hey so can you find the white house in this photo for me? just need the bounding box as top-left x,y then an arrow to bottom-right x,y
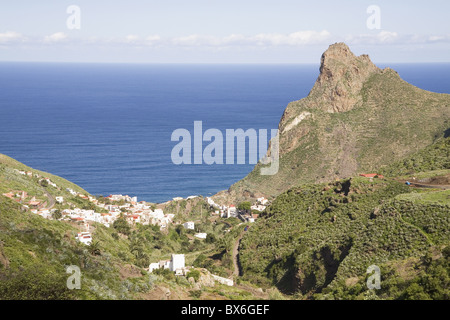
149,263 -> 159,273
151,209 -> 165,220
194,233 -> 207,239
76,232 -> 92,245
257,197 -> 269,205
170,254 -> 185,272
224,205 -> 237,218
159,260 -> 171,270
251,205 -> 266,212
183,221 -> 195,230
56,196 -> 64,204
149,254 -> 186,275
66,188 -> 77,196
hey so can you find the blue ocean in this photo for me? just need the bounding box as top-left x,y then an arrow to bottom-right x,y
1,62 -> 449,203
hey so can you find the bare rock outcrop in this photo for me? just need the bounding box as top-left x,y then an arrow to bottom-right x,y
308,42 -> 380,113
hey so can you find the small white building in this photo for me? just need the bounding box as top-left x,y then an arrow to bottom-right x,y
159,260 -> 171,270
152,209 -> 165,220
149,254 -> 186,275
251,205 -> 266,212
257,197 -> 269,205
194,233 -> 207,239
170,254 -> 185,272
149,263 -> 159,273
183,221 -> 195,230
55,196 -> 64,204
223,205 -> 237,218
76,232 -> 92,245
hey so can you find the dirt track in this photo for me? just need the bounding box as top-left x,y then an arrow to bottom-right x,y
232,230 -> 245,277
399,180 -> 450,190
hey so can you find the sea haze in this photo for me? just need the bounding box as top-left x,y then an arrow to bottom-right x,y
0,62 -> 449,203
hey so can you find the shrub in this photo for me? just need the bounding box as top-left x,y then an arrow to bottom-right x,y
186,270 -> 201,282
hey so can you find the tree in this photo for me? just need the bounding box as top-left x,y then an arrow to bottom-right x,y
83,201 -> 96,211
52,209 -> 62,220
88,240 -> 101,256
113,215 -> 131,235
186,270 -> 201,282
193,254 -> 207,268
175,224 -> 185,236
238,202 -> 251,212
205,233 -> 216,244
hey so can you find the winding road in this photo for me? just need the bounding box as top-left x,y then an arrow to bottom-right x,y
396,178 -> 450,190
42,188 -> 56,210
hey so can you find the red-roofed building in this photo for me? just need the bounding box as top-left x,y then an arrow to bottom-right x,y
28,201 -> 41,208
2,192 -> 14,199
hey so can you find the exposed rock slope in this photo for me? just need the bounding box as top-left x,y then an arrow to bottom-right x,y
215,43 -> 450,203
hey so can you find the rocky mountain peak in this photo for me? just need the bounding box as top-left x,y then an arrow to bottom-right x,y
309,42 -> 381,113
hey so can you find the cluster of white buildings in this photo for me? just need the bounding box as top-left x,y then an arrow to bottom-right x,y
108,194 -> 138,203
66,188 -> 78,196
250,197 -> 268,212
14,169 -> 34,177
14,169 -> 58,189
61,197 -> 177,230
62,208 -> 115,227
172,195 -> 198,202
207,198 -> 238,219
207,196 -> 268,222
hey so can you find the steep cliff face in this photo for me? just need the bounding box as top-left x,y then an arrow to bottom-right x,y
309,42 -> 380,113
214,43 -> 450,203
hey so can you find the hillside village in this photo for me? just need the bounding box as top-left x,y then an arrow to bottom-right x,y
1,167 -> 265,249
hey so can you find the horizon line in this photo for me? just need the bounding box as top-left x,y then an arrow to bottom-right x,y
1,60 -> 450,65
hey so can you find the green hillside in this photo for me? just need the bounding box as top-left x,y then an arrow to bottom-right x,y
0,155 -> 267,300
235,137 -> 449,299
237,175 -> 449,299
0,154 -> 89,196
381,137 -> 450,177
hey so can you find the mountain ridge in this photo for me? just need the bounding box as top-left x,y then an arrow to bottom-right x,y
214,43 -> 450,204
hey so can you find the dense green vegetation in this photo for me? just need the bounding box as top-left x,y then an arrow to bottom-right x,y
238,176 -> 449,299
381,137 -> 450,177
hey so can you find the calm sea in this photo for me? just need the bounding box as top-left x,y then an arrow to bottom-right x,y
0,62 -> 449,203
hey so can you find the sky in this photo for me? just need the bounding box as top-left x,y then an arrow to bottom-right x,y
0,0 -> 449,63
